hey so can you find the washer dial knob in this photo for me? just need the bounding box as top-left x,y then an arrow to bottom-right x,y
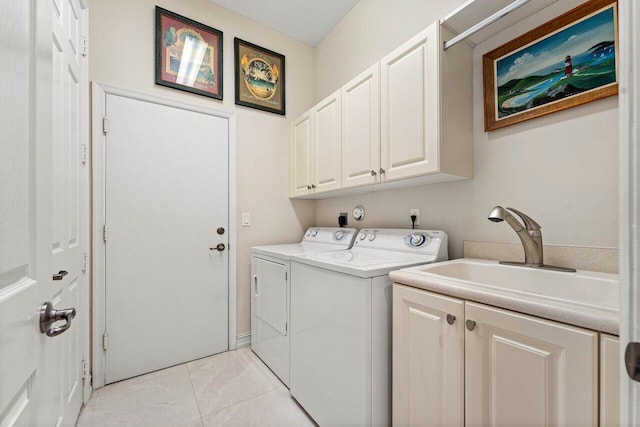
334,231 -> 345,241
305,229 -> 312,237
368,231 -> 377,241
408,233 -> 426,247
311,229 -> 319,237
359,232 -> 367,240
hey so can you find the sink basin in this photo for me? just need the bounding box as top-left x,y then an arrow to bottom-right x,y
407,259 -> 619,311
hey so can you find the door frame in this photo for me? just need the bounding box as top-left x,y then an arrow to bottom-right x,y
90,82 -> 238,389
619,0 -> 640,423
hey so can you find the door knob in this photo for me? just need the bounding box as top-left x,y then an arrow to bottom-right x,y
52,270 -> 68,280
39,302 -> 76,337
210,243 -> 225,251
625,342 -> 640,382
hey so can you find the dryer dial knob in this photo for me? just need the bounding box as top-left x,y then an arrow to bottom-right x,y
368,232 -> 377,241
334,231 -> 345,241
312,229 -> 319,237
408,233 -> 426,247
359,232 -> 367,240
305,229 -> 312,237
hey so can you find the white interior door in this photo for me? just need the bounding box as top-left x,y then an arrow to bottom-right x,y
104,94 -> 229,384
50,0 -> 89,423
1,0 -> 58,425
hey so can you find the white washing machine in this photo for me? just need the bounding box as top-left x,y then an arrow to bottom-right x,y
289,228 -> 448,426
250,227 -> 357,387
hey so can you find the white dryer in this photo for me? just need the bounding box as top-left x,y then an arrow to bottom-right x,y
289,228 -> 448,426
250,227 -> 357,387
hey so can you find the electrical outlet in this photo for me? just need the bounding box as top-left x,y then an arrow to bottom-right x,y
410,208 -> 420,226
339,212 -> 348,226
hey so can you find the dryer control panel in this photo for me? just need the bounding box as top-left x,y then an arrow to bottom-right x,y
302,227 -> 358,247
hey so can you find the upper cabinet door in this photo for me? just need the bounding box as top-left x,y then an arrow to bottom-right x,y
380,23 -> 439,182
341,64 -> 380,188
313,90 -> 342,193
289,110 -> 313,197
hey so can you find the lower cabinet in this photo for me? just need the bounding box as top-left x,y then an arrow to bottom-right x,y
393,284 -> 610,427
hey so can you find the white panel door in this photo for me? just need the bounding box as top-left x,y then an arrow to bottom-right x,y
465,302 -> 598,427
392,285 -> 464,427
50,0 -> 88,423
313,90 -> 342,193
342,64 -> 380,188
0,0 -> 56,425
290,111 -> 313,196
380,23 -> 439,182
104,94 -> 229,384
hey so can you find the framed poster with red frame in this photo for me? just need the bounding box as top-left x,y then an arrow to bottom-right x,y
155,7 -> 223,100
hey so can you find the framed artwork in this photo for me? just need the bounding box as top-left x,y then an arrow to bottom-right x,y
234,38 -> 285,115
155,7 -> 223,100
483,0 -> 618,131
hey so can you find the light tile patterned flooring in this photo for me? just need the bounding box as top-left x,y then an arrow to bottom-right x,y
77,347 -> 316,426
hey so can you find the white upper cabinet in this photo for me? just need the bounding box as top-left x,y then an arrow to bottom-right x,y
289,21 -> 473,198
380,24 -> 439,181
380,22 -> 472,183
289,110 -> 313,197
313,90 -> 342,193
342,63 -> 380,188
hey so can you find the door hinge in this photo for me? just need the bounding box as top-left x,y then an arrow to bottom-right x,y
82,251 -> 88,273
81,144 -> 89,165
103,224 -> 108,242
81,36 -> 89,57
103,333 -> 109,350
102,117 -> 109,134
82,359 -> 89,379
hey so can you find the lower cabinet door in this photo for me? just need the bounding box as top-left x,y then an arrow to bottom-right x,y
464,302 -> 598,427
392,284 -> 464,426
600,334 -> 620,427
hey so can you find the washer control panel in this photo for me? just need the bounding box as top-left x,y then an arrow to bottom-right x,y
354,229 -> 448,259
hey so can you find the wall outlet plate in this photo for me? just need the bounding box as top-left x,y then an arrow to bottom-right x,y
410,208 -> 420,226
339,212 -> 348,226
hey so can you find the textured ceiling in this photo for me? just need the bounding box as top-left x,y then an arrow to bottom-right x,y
208,0 -> 360,46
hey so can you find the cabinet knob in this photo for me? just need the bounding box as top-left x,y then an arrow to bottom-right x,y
379,168 -> 386,175
465,319 -> 476,331
370,170 -> 377,176
446,314 -> 456,325
311,184 -> 316,189
307,185 -> 312,190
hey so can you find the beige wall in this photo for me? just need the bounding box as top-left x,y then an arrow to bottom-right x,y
89,0 -> 316,335
314,0 -> 618,260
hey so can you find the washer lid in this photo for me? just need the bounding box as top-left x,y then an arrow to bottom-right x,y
292,247 -> 438,278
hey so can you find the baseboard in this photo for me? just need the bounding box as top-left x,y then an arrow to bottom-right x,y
236,332 -> 251,348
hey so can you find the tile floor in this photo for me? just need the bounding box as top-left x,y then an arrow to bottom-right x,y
77,347 -> 316,426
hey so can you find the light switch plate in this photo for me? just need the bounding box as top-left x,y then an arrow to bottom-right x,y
242,212 -> 251,226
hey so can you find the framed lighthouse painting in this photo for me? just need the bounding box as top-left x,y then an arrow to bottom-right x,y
483,0 -> 618,131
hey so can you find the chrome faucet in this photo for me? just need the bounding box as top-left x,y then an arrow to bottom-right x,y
487,206 -> 576,272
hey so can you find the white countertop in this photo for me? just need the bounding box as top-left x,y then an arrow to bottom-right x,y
389,258 -> 620,335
